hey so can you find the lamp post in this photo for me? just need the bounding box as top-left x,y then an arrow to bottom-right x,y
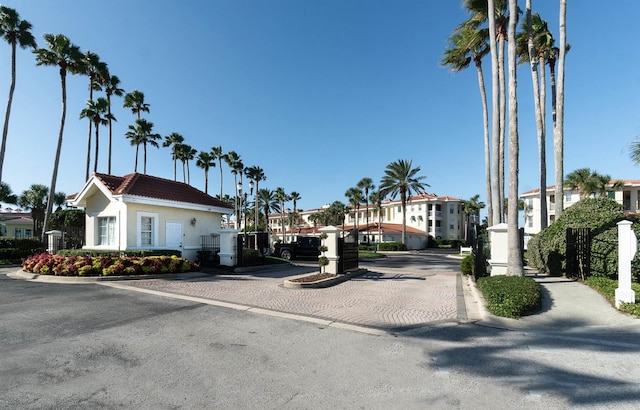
236,182 -> 242,231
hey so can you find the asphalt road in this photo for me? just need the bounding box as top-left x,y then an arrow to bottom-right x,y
2,257 -> 640,409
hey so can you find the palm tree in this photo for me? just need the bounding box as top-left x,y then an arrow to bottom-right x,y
246,165 -> 266,231
179,144 -> 197,184
211,146 -> 225,200
79,98 -> 114,175
34,33 -> 84,239
81,51 -> 108,180
103,73 -> 124,174
463,0 -> 511,225
506,0 -> 523,276
442,23 -> 492,226
196,151 -> 215,194
564,168 -> 622,199
379,159 -> 428,245
345,186 -> 363,233
225,151 -> 242,227
369,190 -> 385,245
258,188 -> 279,232
162,132 -> 184,181
554,0 -> 567,219
462,194 -> 485,243
0,6 -> 36,185
0,181 -> 17,204
357,177 -> 375,238
328,201 -> 347,228
123,89 -> 149,120
125,118 -> 161,174
289,191 -> 301,227
274,187 -> 290,242
18,183 -> 49,239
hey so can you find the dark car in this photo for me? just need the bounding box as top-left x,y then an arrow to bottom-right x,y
274,236 -> 321,260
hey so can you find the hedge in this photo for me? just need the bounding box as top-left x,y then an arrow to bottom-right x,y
477,275 -> 541,318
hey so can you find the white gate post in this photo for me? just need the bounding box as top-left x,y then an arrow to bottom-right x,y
616,220 -> 636,308
487,223 -> 508,276
319,225 -> 341,274
219,228 -> 239,267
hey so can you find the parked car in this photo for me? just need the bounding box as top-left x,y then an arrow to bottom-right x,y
274,236 -> 321,260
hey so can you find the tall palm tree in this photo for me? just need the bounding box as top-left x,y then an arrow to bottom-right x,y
196,151 -> 215,194
369,190 -> 385,244
179,144 -> 197,184
18,183 -> 49,239
564,168 -> 622,199
246,165 -> 266,231
554,0 -> 567,219
328,200 -> 348,228
345,186 -> 363,233
516,10 -> 553,231
103,73 -> 124,174
274,187 -> 290,242
211,146 -> 225,199
123,89 -> 149,120
289,191 -> 301,227
258,188 -> 279,233
81,51 -> 108,180
163,133 -> 184,181
357,177 -> 375,237
0,6 -> 36,185
79,97 -> 114,174
34,33 -> 84,239
379,159 -> 428,245
125,118 -> 160,174
462,194 -> 485,243
442,23 -> 492,226
225,151 -> 242,227
506,0 -> 523,276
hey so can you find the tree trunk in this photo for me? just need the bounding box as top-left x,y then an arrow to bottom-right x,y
107,96 -> 113,174
554,0 -> 567,220
539,55 -> 548,229
488,0 -> 501,226
43,69 -> 67,241
498,37 -> 506,223
507,0 -> 524,276
93,120 -> 99,173
0,42 -> 17,185
475,60 -> 492,227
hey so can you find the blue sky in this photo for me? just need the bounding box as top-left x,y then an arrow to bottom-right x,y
1,0 -> 639,214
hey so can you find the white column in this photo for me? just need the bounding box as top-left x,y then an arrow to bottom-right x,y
615,220 -> 637,308
631,189 -> 639,212
487,223 -> 508,276
319,225 -> 341,274
218,228 -> 239,267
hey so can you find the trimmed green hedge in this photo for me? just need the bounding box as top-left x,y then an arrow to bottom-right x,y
0,238 -> 45,263
460,253 -> 474,275
57,249 -> 182,257
477,275 -> 541,318
527,198 -> 640,280
377,242 -> 407,251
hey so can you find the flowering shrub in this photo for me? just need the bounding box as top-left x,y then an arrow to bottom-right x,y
22,253 -> 199,276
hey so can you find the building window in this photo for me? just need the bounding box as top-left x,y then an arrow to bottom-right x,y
98,216 -> 116,246
449,222 -> 454,230
397,206 -> 401,212
418,204 -> 422,211
137,212 -> 158,247
550,195 -> 555,204
565,192 -> 572,202
418,215 -> 423,221
528,217 -> 533,228
449,205 -> 454,214
14,228 -> 32,239
608,191 -> 615,199
410,216 -> 416,222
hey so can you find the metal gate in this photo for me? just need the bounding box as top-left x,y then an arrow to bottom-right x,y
566,228 -> 591,279
338,229 -> 359,273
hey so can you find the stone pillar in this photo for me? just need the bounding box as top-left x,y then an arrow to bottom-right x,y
487,223 -> 508,276
45,230 -> 63,254
319,225 -> 341,274
616,220 -> 637,308
219,228 -> 239,267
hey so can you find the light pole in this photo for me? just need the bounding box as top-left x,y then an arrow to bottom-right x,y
236,182 -> 242,232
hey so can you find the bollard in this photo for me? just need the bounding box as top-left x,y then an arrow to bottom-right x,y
615,220 -> 637,308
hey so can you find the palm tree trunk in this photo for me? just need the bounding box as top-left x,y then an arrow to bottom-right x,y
85,85 -> 94,181
475,60 -> 492,227
539,56 -> 548,230
401,195 -> 407,245
107,96 -> 113,175
93,120 -> 99,173
42,69 -> 67,241
488,0 -> 501,226
143,142 -> 147,174
498,37 -> 506,223
204,170 -> 209,194
526,1 -> 546,233
507,0 -> 523,276
554,0 -> 567,219
0,42 -> 17,185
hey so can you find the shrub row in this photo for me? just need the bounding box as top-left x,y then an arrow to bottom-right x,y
584,276 -> 640,317
0,238 -> 45,262
22,253 -> 198,276
376,242 -> 407,251
527,198 -> 640,280
477,275 -> 541,318
57,249 -> 182,257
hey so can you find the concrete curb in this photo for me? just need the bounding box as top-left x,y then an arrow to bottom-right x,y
7,269 -> 210,284
283,269 -> 368,289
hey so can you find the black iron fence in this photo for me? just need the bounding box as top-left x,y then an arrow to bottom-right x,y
338,229 -> 359,273
566,228 -> 591,279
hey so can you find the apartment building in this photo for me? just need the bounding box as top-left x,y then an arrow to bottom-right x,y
265,192 -> 465,250
520,180 -> 640,234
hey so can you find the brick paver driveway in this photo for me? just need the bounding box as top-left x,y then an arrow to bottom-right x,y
116,251 -> 463,331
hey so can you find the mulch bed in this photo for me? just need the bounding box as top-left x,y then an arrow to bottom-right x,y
289,272 -> 337,283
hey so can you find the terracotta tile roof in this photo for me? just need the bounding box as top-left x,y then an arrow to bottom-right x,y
92,172 -> 234,209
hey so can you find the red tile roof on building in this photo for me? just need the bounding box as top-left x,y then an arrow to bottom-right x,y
86,172 -> 233,209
